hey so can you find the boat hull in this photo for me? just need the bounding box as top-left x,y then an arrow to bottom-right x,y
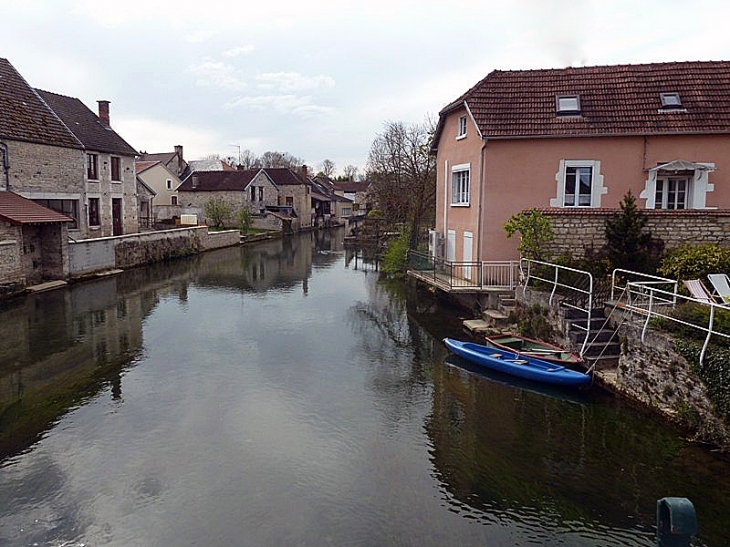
484,333 -> 583,366
444,338 -> 590,387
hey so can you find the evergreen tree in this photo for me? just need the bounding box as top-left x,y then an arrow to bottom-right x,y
605,191 -> 652,271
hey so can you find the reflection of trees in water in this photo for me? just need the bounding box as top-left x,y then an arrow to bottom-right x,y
348,278 -> 441,429
348,276 -> 730,546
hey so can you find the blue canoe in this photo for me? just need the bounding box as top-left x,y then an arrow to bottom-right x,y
443,338 -> 591,387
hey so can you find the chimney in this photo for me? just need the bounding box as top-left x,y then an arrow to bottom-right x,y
97,100 -> 110,127
174,145 -> 184,175
300,164 -> 308,182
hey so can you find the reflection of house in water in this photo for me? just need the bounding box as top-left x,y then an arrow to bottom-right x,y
0,276 -> 155,459
193,230 -> 345,295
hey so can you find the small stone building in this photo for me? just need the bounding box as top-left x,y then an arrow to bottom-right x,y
0,191 -> 71,290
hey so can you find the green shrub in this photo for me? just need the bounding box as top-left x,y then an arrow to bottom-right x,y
674,339 -> 730,428
382,229 -> 411,276
503,208 -> 554,261
659,244 -> 730,281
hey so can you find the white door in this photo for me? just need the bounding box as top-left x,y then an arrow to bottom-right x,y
463,231 -> 473,280
447,230 -> 456,262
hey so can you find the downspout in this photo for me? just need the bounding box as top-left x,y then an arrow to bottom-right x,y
443,159 -> 448,249
476,138 -> 487,261
0,141 -> 9,190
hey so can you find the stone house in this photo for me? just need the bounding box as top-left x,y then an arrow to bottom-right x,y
0,191 -> 72,290
37,90 -> 139,237
178,167 -> 313,231
430,61 -> 730,262
332,179 -> 371,215
0,58 -> 88,239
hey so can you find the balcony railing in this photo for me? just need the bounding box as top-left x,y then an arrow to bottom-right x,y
407,250 -> 519,291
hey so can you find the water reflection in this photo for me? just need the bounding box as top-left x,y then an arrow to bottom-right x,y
0,230 -> 728,546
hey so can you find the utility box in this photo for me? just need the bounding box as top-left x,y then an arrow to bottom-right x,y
656,497 -> 697,547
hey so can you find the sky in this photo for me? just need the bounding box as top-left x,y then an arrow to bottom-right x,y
2,0 -> 730,177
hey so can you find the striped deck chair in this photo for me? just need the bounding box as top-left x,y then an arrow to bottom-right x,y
683,279 -> 715,304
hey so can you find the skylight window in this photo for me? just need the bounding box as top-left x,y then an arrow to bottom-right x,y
556,95 -> 581,115
660,92 -> 682,108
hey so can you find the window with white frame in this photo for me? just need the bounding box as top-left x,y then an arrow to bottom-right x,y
451,164 -> 470,206
457,115 -> 467,139
640,161 -> 715,210
550,160 -> 605,208
655,177 -> 689,209
563,166 -> 593,206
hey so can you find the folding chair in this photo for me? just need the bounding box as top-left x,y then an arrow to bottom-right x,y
683,279 -> 715,304
707,273 -> 730,304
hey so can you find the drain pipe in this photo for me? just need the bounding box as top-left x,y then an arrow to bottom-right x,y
0,141 -> 9,190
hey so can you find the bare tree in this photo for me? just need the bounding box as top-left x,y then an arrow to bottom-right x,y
238,149 -> 261,170
342,164 -> 359,180
319,159 -> 336,177
366,118 -> 436,248
260,151 -> 305,169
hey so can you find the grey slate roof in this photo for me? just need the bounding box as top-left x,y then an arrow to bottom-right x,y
36,89 -> 137,156
0,58 -> 82,149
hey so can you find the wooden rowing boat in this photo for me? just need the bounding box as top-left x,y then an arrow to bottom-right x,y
484,333 -> 583,366
443,338 -> 590,387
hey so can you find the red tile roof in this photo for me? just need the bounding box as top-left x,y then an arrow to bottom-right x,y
434,61 -> 730,148
135,160 -> 159,174
0,191 -> 73,225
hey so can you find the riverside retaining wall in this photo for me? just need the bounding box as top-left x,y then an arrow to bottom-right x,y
69,227 -> 240,277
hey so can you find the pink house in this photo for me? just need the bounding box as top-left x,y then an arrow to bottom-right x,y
430,61 -> 730,263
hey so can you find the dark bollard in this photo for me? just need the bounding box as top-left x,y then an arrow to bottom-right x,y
656,497 -> 697,547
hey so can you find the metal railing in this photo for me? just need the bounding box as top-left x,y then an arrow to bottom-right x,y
521,258 -> 593,356
406,250 -> 519,290
614,278 -> 730,365
611,269 -> 678,305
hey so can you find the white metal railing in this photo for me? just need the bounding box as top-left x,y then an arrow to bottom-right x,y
611,268 -> 678,305
482,261 -> 520,290
407,251 -> 519,290
616,281 -> 730,365
520,258 -> 593,356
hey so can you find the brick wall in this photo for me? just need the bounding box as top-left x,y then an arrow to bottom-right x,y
540,208 -> 730,258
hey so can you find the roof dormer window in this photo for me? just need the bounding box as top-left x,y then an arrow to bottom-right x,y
556,95 -> 581,116
660,92 -> 682,108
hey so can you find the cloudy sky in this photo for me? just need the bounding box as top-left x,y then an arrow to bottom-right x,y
3,0 -> 730,176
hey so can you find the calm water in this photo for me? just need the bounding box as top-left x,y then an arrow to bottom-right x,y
0,229 -> 728,546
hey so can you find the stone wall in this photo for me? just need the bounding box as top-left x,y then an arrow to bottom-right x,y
518,286 -> 728,448
540,208 -> 730,258
0,223 -> 23,289
69,226 -> 241,276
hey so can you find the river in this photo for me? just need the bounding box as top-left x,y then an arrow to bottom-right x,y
0,229 -> 728,546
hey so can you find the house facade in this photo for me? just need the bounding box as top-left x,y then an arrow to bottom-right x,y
37,91 -> 139,237
431,61 -> 730,262
136,161 -> 181,207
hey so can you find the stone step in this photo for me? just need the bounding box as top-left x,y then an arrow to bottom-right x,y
570,329 -> 616,344
483,309 -> 510,328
